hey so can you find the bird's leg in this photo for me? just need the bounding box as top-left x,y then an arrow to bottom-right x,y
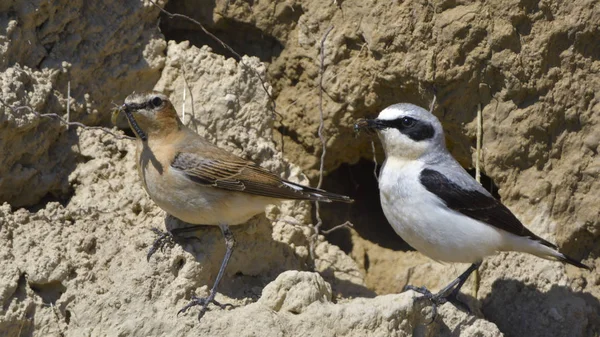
404,262 -> 481,323
442,262 -> 481,311
178,225 -> 236,321
147,225 -> 207,261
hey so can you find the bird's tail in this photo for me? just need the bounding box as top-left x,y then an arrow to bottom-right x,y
505,235 -> 591,270
282,181 -> 354,203
553,251 -> 591,270
526,238 -> 590,270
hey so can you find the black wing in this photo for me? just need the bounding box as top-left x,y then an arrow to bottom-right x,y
419,168 -> 555,248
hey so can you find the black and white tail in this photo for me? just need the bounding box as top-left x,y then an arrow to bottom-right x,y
529,236 -> 591,270
556,251 -> 591,270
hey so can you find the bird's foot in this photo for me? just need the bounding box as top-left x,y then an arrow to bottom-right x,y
147,227 -> 176,261
177,292 -> 233,321
404,285 -> 448,324
404,285 -> 471,324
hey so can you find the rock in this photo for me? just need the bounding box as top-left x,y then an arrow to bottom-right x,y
195,271 -> 503,337
258,270 -> 332,313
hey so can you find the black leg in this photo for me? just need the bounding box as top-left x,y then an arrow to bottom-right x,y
147,225 -> 207,261
404,262 -> 481,323
442,263 -> 480,312
178,225 -> 236,321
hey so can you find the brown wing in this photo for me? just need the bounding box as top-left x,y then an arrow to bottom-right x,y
170,151 -> 352,202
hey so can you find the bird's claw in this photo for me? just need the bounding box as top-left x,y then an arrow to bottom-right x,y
147,227 -> 176,261
404,285 -> 448,324
404,284 -> 472,324
177,295 -> 233,320
405,285 -> 432,297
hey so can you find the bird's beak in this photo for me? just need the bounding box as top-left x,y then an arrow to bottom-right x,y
354,118 -> 383,135
117,102 -> 149,140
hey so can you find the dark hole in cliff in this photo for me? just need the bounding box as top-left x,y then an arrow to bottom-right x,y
317,160 -> 502,254
159,1 -> 284,62
29,280 -> 67,306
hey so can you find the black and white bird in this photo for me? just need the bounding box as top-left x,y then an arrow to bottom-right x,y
355,103 -> 590,315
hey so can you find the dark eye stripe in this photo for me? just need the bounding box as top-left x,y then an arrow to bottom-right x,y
123,97 -> 163,113
377,117 -> 435,141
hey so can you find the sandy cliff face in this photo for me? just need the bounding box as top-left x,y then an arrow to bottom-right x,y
0,0 -> 598,336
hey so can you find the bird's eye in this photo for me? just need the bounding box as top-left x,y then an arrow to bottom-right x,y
150,97 -> 163,107
401,117 -> 416,127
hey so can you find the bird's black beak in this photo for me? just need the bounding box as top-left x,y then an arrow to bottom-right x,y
117,102 -> 148,141
354,118 -> 383,135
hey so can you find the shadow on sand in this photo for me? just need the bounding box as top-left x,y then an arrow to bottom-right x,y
481,278 -> 600,337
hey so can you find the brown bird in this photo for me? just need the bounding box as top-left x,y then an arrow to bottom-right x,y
116,91 -> 353,320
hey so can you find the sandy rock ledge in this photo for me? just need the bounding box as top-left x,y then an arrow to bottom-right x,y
193,271 -> 503,337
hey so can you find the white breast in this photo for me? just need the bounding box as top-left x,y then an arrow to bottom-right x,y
378,157 -> 505,263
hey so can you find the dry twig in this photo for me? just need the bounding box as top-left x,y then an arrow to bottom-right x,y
308,26 -> 353,262
322,221 -> 353,234
472,102 -> 483,298
429,93 -> 437,114
67,81 -> 71,130
0,97 -> 134,140
371,140 -> 379,181
182,84 -> 187,124
311,26 -> 335,255
475,103 -> 482,183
